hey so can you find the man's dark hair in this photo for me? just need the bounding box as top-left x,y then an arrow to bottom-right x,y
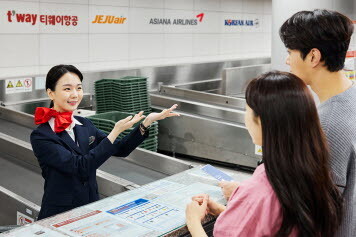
280,9 -> 354,72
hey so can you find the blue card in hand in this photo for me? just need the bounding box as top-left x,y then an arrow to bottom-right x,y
201,164 -> 234,181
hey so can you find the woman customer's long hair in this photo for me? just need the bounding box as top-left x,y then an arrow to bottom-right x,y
245,71 -> 343,237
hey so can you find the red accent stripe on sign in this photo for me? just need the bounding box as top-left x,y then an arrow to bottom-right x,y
52,210 -> 101,228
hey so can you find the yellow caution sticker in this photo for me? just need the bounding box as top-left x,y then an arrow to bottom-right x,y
255,145 -> 262,156
7,81 -> 14,88
5,78 -> 32,94
16,80 -> 23,87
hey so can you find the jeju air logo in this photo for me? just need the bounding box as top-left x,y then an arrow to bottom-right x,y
92,15 -> 126,24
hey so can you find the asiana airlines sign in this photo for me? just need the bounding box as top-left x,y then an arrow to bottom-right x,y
149,13 -> 204,25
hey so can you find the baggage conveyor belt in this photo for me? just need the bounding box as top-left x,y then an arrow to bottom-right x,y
0,117 -> 169,186
0,118 -> 32,143
0,153 -> 43,206
0,106 -> 192,225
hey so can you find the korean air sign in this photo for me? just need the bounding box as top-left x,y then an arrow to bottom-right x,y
225,19 -> 259,27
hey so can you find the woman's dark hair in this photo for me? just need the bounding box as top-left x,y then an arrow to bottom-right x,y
245,71 -> 343,236
46,64 -> 83,108
279,9 -> 354,72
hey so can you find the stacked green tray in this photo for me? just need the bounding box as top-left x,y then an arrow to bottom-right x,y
87,111 -> 158,152
95,76 -> 151,114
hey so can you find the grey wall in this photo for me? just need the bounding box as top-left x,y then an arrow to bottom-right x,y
0,0 -> 272,79
0,57 -> 270,105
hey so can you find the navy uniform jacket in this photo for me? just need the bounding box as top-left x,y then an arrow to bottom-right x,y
30,116 -> 147,220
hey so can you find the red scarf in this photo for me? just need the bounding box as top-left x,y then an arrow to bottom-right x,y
34,107 -> 73,133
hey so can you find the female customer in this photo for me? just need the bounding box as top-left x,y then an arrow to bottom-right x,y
185,71 -> 343,236
31,64 -> 179,220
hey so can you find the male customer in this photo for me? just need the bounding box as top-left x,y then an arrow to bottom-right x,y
221,9 -> 355,237
280,10 -> 355,237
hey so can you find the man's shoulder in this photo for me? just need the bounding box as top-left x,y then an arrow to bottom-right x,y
318,89 -> 356,146
320,84 -> 356,106
319,89 -> 356,121
319,104 -> 356,131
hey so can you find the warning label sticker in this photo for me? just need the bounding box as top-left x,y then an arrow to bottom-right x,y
16,80 -> 23,87
7,81 -> 14,88
255,145 -> 262,156
5,78 -> 33,94
17,211 -> 34,225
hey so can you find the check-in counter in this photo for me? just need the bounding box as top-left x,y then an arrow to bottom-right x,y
2,166 -> 251,236
0,106 -> 192,226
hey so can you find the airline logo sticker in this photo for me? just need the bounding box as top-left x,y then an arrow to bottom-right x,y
6,10 -> 78,26
149,13 -> 204,25
224,18 -> 260,28
5,78 -> 32,94
92,15 -> 126,24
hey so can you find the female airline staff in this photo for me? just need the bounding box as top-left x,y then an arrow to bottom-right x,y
30,64 -> 179,220
185,71 -> 343,236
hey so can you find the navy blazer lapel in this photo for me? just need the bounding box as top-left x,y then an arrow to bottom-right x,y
57,130 -> 83,155
38,122 -> 58,140
74,124 -> 89,155
38,123 -> 83,154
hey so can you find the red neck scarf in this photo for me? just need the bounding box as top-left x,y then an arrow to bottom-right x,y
34,107 -> 73,133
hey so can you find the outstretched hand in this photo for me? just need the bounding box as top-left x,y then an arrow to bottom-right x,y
114,111 -> 146,133
143,104 -> 180,127
107,111 -> 146,143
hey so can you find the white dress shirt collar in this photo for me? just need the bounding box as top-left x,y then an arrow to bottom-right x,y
48,115 -> 83,133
